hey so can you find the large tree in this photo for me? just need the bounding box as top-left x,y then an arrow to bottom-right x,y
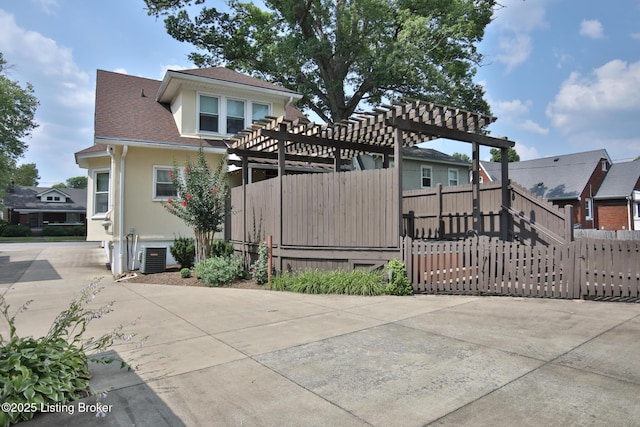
490,147 -> 520,163
0,53 -> 39,193
11,162 -> 40,186
145,0 -> 495,123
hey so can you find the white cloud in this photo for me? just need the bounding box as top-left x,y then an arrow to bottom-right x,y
112,68 -> 128,74
631,33 -> 640,40
491,98 -> 549,136
579,19 -> 604,39
496,34 -> 532,73
32,0 -> 58,15
546,59 -> 640,157
488,0 -> 550,73
514,142 -> 539,161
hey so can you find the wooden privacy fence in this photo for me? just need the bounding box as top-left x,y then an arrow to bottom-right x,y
403,181 -> 573,245
230,168 -> 401,271
403,236 -> 640,300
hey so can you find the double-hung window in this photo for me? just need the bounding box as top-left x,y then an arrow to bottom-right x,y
252,102 -> 270,123
94,171 -> 110,216
421,166 -> 432,188
199,95 -> 219,133
448,169 -> 459,186
585,198 -> 593,220
227,99 -> 245,134
154,166 -> 178,200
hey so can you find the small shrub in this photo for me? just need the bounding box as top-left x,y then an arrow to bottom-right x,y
41,226 -> 68,237
169,236 -> 195,269
385,259 -> 413,296
0,280 -> 141,426
1,224 -> 32,237
0,219 -> 8,235
69,225 -> 86,236
194,255 -> 245,287
180,268 -> 191,278
210,239 -> 234,258
250,242 -> 269,285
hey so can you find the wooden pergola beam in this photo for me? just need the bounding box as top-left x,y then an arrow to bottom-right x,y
261,128 -> 394,156
228,148 -> 349,166
388,118 -> 515,149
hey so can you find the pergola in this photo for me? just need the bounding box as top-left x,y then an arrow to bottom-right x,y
229,99 -> 516,240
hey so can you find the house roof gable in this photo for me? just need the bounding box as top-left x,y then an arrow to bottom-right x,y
594,161 -> 640,199
3,186 -> 87,211
480,149 -> 610,200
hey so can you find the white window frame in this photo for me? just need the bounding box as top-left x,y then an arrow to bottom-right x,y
585,198 -> 593,220
92,169 -> 110,218
448,168 -> 459,186
226,98 -> 246,135
197,91 -> 271,136
153,165 -> 183,201
421,166 -> 432,189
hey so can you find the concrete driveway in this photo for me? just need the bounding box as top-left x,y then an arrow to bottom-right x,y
1,242 -> 640,426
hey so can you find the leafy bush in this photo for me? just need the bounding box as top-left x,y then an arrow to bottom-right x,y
0,220 -> 8,235
69,225 -> 86,236
180,268 -> 191,278
194,255 -> 245,287
41,226 -> 67,236
0,280 -> 141,426
250,242 -> 269,285
1,225 -> 32,237
385,259 -> 413,296
169,236 -> 195,269
270,269 -> 385,296
210,239 -> 234,258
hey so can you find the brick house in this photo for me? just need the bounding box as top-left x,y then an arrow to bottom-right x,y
479,149 -> 612,229
593,161 -> 640,230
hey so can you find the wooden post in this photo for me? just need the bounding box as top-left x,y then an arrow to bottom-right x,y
334,148 -> 341,172
472,142 -> 481,235
436,183 -> 443,238
564,205 -> 574,242
500,147 -> 510,241
267,234 -> 273,284
277,123 -> 286,272
242,155 -> 248,262
394,126 -> 404,241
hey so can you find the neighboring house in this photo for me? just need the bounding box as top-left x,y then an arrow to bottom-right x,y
593,161 -> 640,230
75,68 -> 303,275
3,185 -> 86,230
356,146 -> 471,191
480,149 -> 612,229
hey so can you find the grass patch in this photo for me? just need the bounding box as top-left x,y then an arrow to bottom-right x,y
270,269 -> 386,296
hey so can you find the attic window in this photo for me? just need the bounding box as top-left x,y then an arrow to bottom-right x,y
601,160 -> 608,172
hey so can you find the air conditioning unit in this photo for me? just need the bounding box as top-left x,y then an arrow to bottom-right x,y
140,246 -> 167,274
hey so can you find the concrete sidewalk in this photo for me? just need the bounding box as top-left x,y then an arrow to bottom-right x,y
2,242 -> 640,426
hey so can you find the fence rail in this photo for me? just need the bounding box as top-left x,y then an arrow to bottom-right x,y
403,236 -> 640,300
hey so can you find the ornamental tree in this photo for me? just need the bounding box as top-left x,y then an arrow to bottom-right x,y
164,146 -> 229,262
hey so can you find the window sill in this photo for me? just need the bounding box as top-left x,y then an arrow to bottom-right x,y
91,214 -> 109,220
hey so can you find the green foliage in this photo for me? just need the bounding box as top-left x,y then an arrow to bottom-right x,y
169,236 -> 195,269
251,242 -> 269,285
270,269 -> 386,296
490,147 -> 520,163
145,0 -> 495,123
193,255 -> 245,287
41,225 -> 85,237
163,146 -> 229,262
10,163 -> 39,186
65,176 -> 88,189
180,268 -> 191,278
210,239 -> 234,258
0,280 -> 140,426
385,259 -> 413,296
0,220 -> 7,235
452,152 -> 471,163
1,224 -> 31,237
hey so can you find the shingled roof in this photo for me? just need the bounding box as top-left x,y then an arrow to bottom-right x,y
594,161 -> 640,199
4,186 -> 86,212
481,149 -> 611,200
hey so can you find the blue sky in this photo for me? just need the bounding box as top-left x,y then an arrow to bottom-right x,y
1,0 -> 639,186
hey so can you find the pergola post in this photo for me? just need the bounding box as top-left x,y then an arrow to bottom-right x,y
500,147 -> 511,241
472,141 -> 481,234
395,126 -> 404,240
276,124 -> 286,272
241,155 -> 248,261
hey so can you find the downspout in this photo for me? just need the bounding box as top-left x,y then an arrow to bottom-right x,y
627,196 -> 632,230
118,145 -> 128,274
